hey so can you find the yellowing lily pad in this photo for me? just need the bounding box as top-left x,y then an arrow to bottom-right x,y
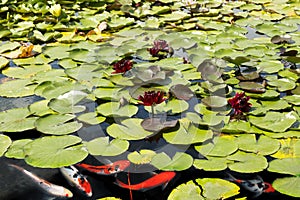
167,180 -> 204,200
128,149 -> 156,164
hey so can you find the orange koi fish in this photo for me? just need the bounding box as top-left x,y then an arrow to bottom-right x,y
60,165 -> 92,197
9,164 -> 73,198
76,160 -> 130,175
115,171 -> 176,191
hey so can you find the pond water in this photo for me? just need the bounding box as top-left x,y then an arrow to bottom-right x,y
0,0 -> 300,200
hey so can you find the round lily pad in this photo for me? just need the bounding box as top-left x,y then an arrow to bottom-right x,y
96,102 -> 138,117
227,151 -> 268,173
24,135 -> 88,168
268,158 -> 300,175
163,118 -> 213,145
270,138 -> 300,159
202,96 -> 228,108
151,152 -> 193,171
127,149 -> 156,164
77,112 -> 106,125
0,134 -> 12,156
193,157 -> 228,171
0,79 -> 36,97
5,139 -> 32,159
268,78 -> 296,92
35,114 -> 83,135
249,112 -> 297,132
237,134 -> 280,155
272,177 -> 300,198
85,137 -> 129,156
107,118 -> 153,140
168,180 -> 204,200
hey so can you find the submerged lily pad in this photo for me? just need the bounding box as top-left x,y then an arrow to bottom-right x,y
151,152 -> 193,171
85,137 -> 129,156
24,135 -> 88,168
0,134 -> 12,156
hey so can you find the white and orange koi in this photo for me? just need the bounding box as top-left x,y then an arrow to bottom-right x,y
60,165 -> 92,197
9,164 -> 73,198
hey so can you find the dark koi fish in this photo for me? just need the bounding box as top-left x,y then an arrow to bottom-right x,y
60,165 -> 92,197
226,173 -> 275,197
76,160 -> 130,175
115,171 -> 176,191
9,164 -> 73,198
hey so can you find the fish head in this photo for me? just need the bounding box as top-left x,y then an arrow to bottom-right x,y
109,160 -> 130,174
263,182 -> 275,193
77,176 -> 93,197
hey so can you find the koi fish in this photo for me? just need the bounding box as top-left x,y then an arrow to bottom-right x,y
76,160 -> 130,175
226,173 -> 275,197
8,164 -> 73,198
60,165 -> 92,197
115,171 -> 176,191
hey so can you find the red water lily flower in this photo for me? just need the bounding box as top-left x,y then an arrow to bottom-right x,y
138,91 -> 166,106
148,40 -> 169,57
228,92 -> 252,116
112,59 -> 133,74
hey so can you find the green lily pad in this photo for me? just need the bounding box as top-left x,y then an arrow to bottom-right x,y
77,112 -> 106,125
272,177 -> 300,198
145,99 -> 189,115
0,107 -> 37,132
227,151 -> 268,173
163,118 -> 213,145
196,178 -> 240,200
85,137 -> 129,156
0,56 -> 9,69
271,138 -> 300,159
35,114 -> 83,135
268,78 -> 296,92
5,139 -> 32,159
107,118 -> 153,140
257,60 -> 284,74
0,79 -> 36,97
246,90 -> 280,100
238,82 -> 265,93
186,112 -> 230,126
237,134 -> 280,155
202,96 -> 228,108
151,152 -> 193,171
0,135 -> 12,156
250,99 -> 291,115
195,135 -> 238,157
127,149 -> 156,164
283,95 -> 300,106
168,180 -> 204,200
48,90 -> 88,114
268,158 -> 300,175
193,157 -> 228,171
29,100 -> 55,116
2,64 -> 52,79
249,112 -> 297,132
222,120 -> 252,133
96,102 -> 138,118
24,135 -> 88,168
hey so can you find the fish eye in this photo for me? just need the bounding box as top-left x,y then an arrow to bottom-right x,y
114,165 -> 120,171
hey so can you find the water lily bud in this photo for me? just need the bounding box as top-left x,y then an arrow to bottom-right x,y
50,4 -> 62,17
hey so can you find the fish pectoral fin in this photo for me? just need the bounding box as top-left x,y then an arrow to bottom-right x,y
161,181 -> 169,190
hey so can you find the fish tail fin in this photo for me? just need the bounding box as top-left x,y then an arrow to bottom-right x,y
225,172 -> 237,182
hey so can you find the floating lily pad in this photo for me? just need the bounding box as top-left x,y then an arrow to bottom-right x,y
237,134 -> 280,155
0,107 -> 37,132
271,138 -> 300,159
186,112 -> 229,126
202,96 -> 228,108
151,152 -> 193,171
0,135 -> 12,156
268,158 -> 300,175
222,120 -> 252,134
107,118 -> 153,140
238,82 -> 265,93
5,139 -> 32,159
249,112 -> 297,132
0,79 -> 36,97
0,56 -> 9,69
77,112 -> 106,125
96,102 -> 138,118
196,178 -> 240,199
24,135 -> 88,168
35,114 -> 83,135
283,95 -> 300,106
169,84 -> 194,100
128,149 -> 156,164
272,177 -> 300,198
193,157 -> 228,171
141,118 -> 178,132
268,78 -> 296,92
85,137 -> 129,156
163,118 -> 213,145
145,99 -> 189,115
168,180 -> 204,200
250,99 -> 291,115
227,151 -> 268,173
